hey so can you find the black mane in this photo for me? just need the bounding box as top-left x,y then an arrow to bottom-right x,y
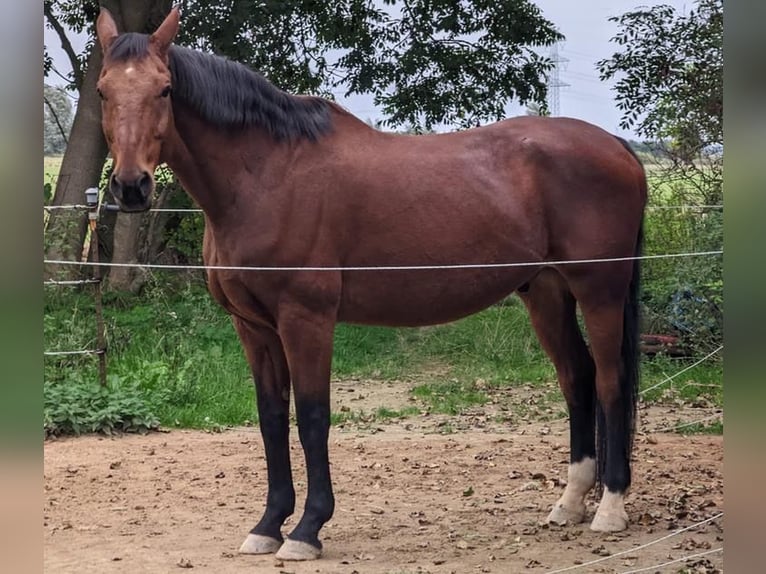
107,33 -> 333,141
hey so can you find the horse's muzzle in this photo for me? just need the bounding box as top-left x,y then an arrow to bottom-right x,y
110,171 -> 153,212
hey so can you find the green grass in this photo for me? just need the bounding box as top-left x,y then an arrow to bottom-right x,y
44,155 -> 63,186
411,380 -> 488,415
641,353 -> 724,405
44,280 -> 722,435
677,419 -> 723,435
331,406 -> 421,426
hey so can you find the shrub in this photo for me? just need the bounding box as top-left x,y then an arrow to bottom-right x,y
44,375 -> 160,437
641,172 -> 723,353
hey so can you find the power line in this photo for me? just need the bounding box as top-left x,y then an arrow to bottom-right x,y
44,249 -> 723,273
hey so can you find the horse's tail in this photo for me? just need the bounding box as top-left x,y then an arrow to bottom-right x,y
596,136 -> 644,487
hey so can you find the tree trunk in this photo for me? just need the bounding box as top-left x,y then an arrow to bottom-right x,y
43,44 -> 108,281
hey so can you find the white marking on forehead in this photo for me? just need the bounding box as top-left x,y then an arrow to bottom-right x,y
125,66 -> 135,75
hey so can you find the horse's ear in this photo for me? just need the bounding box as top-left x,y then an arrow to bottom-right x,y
96,8 -> 119,55
150,5 -> 180,59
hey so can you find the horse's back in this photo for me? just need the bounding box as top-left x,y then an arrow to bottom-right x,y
327,114 -> 645,257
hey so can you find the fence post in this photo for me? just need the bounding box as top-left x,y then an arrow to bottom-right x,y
85,187 -> 107,387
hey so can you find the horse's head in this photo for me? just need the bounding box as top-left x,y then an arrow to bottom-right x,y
95,7 -> 180,212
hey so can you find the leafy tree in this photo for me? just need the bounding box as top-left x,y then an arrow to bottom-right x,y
44,1 -> 562,290
597,0 -> 722,168
178,1 -> 561,131
44,84 -> 73,155
598,0 -> 723,351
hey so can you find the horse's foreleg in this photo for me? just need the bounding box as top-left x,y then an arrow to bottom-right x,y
232,318 -> 295,555
518,271 -> 597,526
273,306 -> 336,561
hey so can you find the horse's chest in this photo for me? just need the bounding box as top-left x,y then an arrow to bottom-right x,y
205,266 -> 278,328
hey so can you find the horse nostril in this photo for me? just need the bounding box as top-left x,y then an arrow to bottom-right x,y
138,172 -> 153,197
109,173 -> 123,199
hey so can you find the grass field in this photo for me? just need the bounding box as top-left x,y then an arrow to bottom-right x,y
44,155 -> 63,186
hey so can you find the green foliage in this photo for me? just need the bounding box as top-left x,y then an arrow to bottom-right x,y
176,0 -> 562,131
44,285 -> 546,430
43,1 -> 100,90
645,201 -> 723,355
677,419 -> 722,436
332,324 -> 415,379
156,170 -> 205,264
44,376 -> 160,437
47,0 -> 562,131
414,299 -> 553,384
598,0 -> 722,155
641,171 -> 723,353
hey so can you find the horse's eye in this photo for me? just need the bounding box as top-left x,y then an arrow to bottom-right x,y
160,86 -> 172,98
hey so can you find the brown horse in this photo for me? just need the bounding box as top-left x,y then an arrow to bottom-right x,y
96,7 -> 646,561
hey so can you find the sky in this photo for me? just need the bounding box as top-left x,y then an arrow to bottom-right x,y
44,0 -> 692,139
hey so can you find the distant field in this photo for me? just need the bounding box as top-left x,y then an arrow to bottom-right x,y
44,155 -> 63,186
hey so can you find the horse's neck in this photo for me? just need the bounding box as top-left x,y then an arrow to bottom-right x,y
159,129 -> 215,216
160,105 -> 273,222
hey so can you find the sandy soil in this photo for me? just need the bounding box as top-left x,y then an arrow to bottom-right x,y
44,380 -> 723,574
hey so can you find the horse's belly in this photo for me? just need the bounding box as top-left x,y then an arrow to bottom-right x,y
336,268 -> 536,327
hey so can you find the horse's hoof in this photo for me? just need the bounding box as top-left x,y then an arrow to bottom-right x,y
239,533 -> 282,554
590,508 -> 628,532
590,508 -> 629,532
590,489 -> 629,532
275,538 -> 322,561
547,501 -> 587,526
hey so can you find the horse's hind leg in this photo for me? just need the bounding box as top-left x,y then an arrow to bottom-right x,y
567,261 -> 639,532
518,269 -> 597,526
233,318 -> 295,555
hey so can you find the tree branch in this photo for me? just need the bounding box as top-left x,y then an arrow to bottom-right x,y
43,1 -> 85,90
44,94 -> 69,145
48,64 -> 77,87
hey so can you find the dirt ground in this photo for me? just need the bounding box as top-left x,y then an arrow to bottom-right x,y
44,380 -> 723,573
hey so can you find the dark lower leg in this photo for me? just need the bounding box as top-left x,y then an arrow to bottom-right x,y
287,400 -> 334,548
232,319 -> 295,542
250,386 -> 295,541
600,397 -> 631,493
519,272 -> 600,523
567,358 -> 596,464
